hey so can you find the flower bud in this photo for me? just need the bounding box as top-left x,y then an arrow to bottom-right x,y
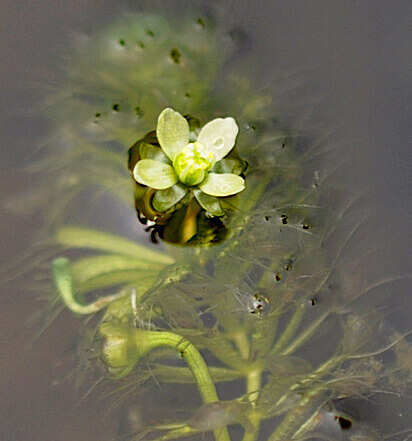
99,323 -> 141,370
173,142 -> 214,186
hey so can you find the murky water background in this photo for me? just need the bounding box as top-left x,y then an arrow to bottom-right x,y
1,1 -> 411,440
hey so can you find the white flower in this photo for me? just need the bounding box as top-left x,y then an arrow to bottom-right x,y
133,108 -> 246,215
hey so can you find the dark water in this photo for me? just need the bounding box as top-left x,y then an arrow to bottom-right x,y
1,1 -> 411,440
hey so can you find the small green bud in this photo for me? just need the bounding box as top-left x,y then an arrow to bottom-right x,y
173,142 -> 215,186
99,323 -> 141,370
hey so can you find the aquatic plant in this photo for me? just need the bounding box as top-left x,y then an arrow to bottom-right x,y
133,109 -> 245,195
127,107 -> 248,242
17,5 -> 411,441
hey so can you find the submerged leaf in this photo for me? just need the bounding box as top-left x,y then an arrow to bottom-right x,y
193,189 -> 225,216
152,184 -> 188,212
71,254 -> 165,286
266,355 -> 313,377
256,373 -> 302,417
188,401 -> 254,432
211,157 -> 248,175
156,287 -> 204,329
342,314 -> 377,354
55,226 -> 174,265
190,329 -> 245,370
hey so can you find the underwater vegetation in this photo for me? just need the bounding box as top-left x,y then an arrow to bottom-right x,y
11,4 -> 411,441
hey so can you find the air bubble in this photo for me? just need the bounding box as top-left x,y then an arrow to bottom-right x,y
213,137 -> 225,149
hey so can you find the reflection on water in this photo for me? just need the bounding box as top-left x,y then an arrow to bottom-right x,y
1,2 -> 411,441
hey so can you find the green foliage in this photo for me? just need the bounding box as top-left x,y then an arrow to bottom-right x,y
37,8 -> 411,441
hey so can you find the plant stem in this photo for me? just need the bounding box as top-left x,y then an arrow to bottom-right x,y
281,311 -> 330,355
233,331 -> 263,441
142,331 -> 231,441
180,198 -> 201,243
272,302 -> 305,354
267,390 -> 322,441
242,369 -> 262,441
52,257 -> 127,314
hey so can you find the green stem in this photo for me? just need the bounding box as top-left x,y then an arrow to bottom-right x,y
281,311 -> 330,355
272,302 -> 306,354
233,332 -> 262,441
267,390 -> 322,441
140,331 -> 231,441
242,370 -> 262,441
180,198 -> 201,243
246,369 -> 261,406
52,257 -> 126,314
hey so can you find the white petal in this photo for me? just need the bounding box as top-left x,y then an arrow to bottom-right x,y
199,173 -> 245,197
133,159 -> 178,189
156,108 -> 190,161
197,117 -> 239,161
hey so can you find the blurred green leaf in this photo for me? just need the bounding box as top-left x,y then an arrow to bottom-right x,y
55,226 -> 174,265
266,355 -> 313,377
341,314 -> 377,355
72,254 -> 164,286
256,375 -> 301,417
77,270 -> 158,294
156,287 -> 204,329
188,401 -> 254,432
190,330 -> 245,370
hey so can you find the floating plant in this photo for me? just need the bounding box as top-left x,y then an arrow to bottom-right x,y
128,107 -> 247,244
15,5 -> 412,441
